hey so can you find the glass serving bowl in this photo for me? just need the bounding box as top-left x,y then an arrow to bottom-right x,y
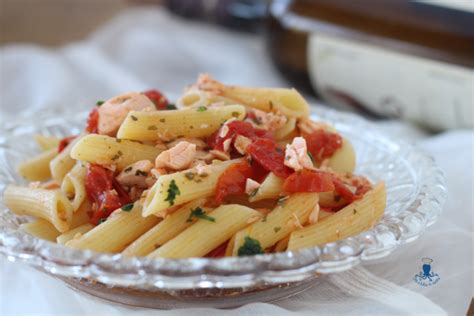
0,107 -> 446,309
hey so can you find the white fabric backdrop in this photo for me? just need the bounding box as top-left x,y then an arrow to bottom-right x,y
1,7 -> 473,316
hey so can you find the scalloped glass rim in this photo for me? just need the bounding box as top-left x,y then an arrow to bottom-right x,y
0,106 -> 447,290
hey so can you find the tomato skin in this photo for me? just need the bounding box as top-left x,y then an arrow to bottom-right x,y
283,170 -> 335,193
205,241 -> 228,258
143,89 -> 168,110
85,164 -> 130,225
332,176 -> 356,202
247,138 -> 292,178
58,135 -> 77,153
303,129 -> 343,163
86,108 -> 99,134
208,121 -> 272,151
215,161 -> 253,203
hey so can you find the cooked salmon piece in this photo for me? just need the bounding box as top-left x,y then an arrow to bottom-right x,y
284,137 -> 314,171
155,141 -> 197,170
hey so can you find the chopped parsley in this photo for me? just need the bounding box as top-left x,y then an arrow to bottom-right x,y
166,103 -> 177,110
249,188 -> 259,197
159,118 -> 166,123
307,151 -> 315,164
96,100 -> 105,106
196,106 -> 207,112
353,209 -> 358,215
231,111 -> 240,118
237,236 -> 263,256
98,218 -> 107,225
164,179 -> 180,206
131,115 -> 138,121
269,100 -> 274,110
121,203 -> 134,212
273,226 -> 282,233
184,172 -> 196,180
147,125 -> 157,130
124,166 -> 133,173
186,207 -> 215,223
111,150 -> 123,161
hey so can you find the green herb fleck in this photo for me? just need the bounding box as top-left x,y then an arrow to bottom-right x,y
164,179 -> 180,206
116,139 -> 122,143
131,115 -> 138,121
159,118 -> 166,123
98,218 -> 107,225
249,188 -> 259,197
111,150 -> 123,161
238,236 -> 263,256
307,151 -> 315,164
277,195 -> 289,206
196,106 -> 207,112
124,166 -> 132,173
186,207 -> 215,223
353,209 -> 357,215
148,125 -> 157,130
121,203 -> 134,212
269,101 -> 274,110
273,226 -> 282,233
135,170 -> 148,177
231,111 -> 240,118
166,103 -> 177,110
261,215 -> 267,223
96,100 -> 105,106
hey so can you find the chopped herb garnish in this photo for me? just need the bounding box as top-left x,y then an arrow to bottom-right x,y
186,207 -> 215,223
249,188 -> 259,197
251,116 -> 262,125
121,203 -> 134,212
184,172 -> 196,180
273,226 -> 282,233
307,151 -> 315,163
148,125 -> 157,130
124,166 -> 133,173
269,101 -> 274,110
164,179 -> 180,206
111,150 -> 123,161
131,115 -> 138,121
231,111 -> 240,118
98,218 -> 106,224
135,170 -> 148,177
116,139 -> 122,143
196,106 -> 207,112
238,236 -> 263,256
166,103 -> 177,110
96,100 -> 105,106
353,209 -> 357,215
159,118 -> 166,123
261,215 -> 267,222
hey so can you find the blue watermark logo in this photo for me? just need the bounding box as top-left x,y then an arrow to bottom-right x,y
413,258 -> 440,287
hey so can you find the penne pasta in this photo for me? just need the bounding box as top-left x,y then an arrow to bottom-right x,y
273,235 -> 290,253
34,134 -> 60,151
20,219 -> 61,242
116,105 -> 246,141
122,198 -> 208,257
288,183 -> 386,251
143,159 -> 242,217
232,193 -> 318,256
61,161 -> 87,211
4,186 -> 73,232
50,135 -> 83,182
148,204 -> 260,259
274,117 -> 297,140
17,148 -> 57,181
70,200 -> 92,228
66,203 -> 160,253
326,138 -> 356,174
56,223 -> 95,244
248,172 -> 283,202
70,134 -> 162,171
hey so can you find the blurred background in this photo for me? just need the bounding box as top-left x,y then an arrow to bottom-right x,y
1,0 -> 473,130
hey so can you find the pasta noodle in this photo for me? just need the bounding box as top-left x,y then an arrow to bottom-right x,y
143,159 -> 242,217
116,105 -> 246,141
4,186 -> 73,232
70,134 -> 162,170
288,183 -> 386,250
20,219 -> 61,242
248,172 -> 283,202
50,135 -> 83,182
34,134 -> 60,151
17,148 -> 57,181
66,203 -> 160,253
148,204 -> 260,259
56,223 -> 95,244
61,161 -> 87,211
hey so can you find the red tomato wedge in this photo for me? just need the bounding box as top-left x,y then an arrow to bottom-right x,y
332,176 -> 356,203
247,138 -> 292,178
208,121 -> 272,151
283,170 -> 335,193
85,108 -> 99,134
85,164 -> 130,225
215,161 -> 253,203
57,135 -> 77,153
303,129 -> 343,163
205,241 -> 228,258
143,89 -> 169,110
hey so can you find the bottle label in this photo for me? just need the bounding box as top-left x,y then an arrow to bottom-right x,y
307,34 -> 473,129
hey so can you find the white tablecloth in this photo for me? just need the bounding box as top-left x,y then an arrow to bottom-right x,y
1,7 -> 473,316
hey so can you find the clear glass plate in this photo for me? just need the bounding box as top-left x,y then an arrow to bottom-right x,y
0,107 -> 446,309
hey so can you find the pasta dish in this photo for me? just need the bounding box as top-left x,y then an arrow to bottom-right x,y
3,75 -> 386,258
